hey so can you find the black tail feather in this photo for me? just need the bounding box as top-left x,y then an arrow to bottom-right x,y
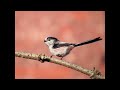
74,37 -> 102,47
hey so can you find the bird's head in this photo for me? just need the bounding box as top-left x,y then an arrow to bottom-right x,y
44,37 -> 59,46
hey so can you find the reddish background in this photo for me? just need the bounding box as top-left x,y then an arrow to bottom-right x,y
15,11 -> 105,79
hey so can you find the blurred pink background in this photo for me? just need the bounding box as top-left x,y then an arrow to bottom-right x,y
15,11 -> 105,79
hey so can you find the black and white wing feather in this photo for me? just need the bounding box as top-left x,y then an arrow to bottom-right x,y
53,42 -> 75,48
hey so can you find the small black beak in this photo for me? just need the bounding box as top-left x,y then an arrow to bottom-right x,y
44,40 -> 46,42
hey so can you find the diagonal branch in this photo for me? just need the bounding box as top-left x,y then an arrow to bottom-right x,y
15,51 -> 105,79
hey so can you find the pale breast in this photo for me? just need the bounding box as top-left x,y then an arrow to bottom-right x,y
49,45 -> 74,57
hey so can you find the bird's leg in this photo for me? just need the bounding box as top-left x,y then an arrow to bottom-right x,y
60,57 -> 63,60
50,55 -> 54,58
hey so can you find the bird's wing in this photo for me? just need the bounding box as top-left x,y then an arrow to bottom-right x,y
53,42 -> 74,48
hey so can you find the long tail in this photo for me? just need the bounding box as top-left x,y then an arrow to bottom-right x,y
74,37 -> 102,47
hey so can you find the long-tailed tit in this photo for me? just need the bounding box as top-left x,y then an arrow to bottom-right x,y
44,37 -> 102,60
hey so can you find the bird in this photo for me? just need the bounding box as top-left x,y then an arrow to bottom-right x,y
44,37 -> 102,60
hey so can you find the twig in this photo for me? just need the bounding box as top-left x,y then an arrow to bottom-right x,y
15,51 -> 105,79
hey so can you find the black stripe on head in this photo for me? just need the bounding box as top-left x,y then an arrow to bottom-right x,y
47,37 -> 59,41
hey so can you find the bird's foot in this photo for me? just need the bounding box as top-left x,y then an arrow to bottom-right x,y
50,55 -> 53,58
60,57 -> 63,60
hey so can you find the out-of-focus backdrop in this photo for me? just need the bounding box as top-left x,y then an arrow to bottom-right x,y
15,11 -> 105,79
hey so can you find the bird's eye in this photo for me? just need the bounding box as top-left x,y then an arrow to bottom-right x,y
47,38 -> 50,41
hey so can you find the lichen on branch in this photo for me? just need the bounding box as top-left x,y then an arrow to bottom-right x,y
15,51 -> 105,79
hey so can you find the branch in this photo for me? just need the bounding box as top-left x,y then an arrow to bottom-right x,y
15,51 -> 105,79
